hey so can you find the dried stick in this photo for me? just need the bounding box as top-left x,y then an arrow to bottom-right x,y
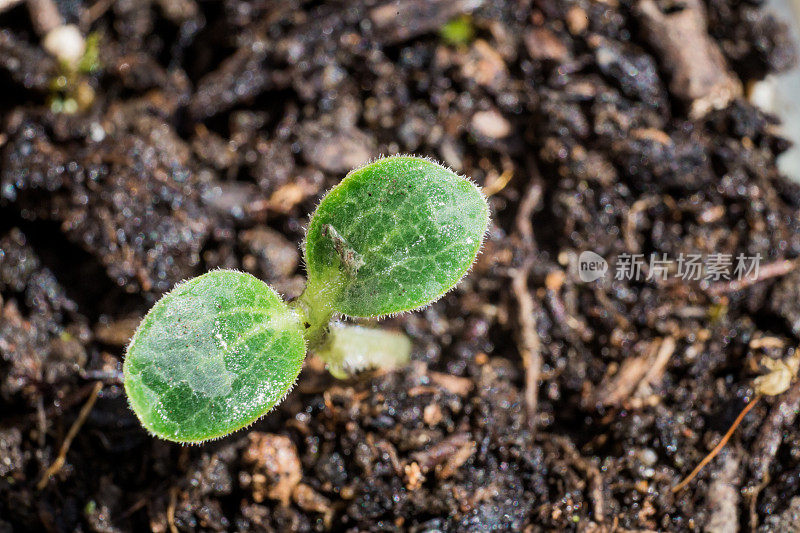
672,394 -> 761,493
706,258 -> 798,296
637,0 -> 741,118
512,264 -> 541,428
0,0 -> 24,15
82,0 -> 115,27
37,381 -> 103,490
511,160 -> 544,429
745,379 -> 800,529
26,0 -> 62,36
554,435 -> 605,522
167,486 -> 179,533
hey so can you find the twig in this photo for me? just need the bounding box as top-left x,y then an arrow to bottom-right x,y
623,196 -> 658,253
511,161 -> 544,429
26,0 -> 62,36
641,336 -> 677,390
483,168 -> 514,197
592,338 -> 663,408
36,396 -> 47,448
512,264 -> 541,429
79,368 -> 124,382
672,394 -> 761,493
544,270 -> 592,343
706,258 -> 798,296
554,435 -> 605,522
120,496 -> 148,519
0,0 -> 24,15
514,176 -> 541,250
168,486 -> 178,533
637,0 -> 742,118
37,381 -> 103,490
745,379 -> 800,529
82,0 -> 115,27
411,432 -> 472,473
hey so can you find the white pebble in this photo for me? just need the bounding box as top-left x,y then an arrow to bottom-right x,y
43,25 -> 86,66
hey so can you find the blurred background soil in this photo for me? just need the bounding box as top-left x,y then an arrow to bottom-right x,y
2,0 -> 800,531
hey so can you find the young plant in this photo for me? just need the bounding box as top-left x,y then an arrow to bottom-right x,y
123,156 -> 489,443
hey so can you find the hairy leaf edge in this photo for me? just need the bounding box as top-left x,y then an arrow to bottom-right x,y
301,154 -> 491,320
123,268 -> 307,445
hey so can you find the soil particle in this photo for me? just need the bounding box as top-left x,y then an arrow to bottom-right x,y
84,476 -> 124,533
703,449 -> 741,533
768,269 -> 800,336
368,0 -> 484,45
188,40 -> 272,121
0,229 -> 87,405
292,483 -> 333,525
525,26 -> 570,63
239,226 -> 299,281
2,115 -> 213,295
591,36 -> 667,110
0,427 -> 23,478
300,126 -> 374,174
1,0 -> 800,530
470,109 -> 511,139
0,28 -> 56,92
638,0 -> 742,118
759,496 -> 800,533
242,432 -> 302,506
461,40 -> 509,92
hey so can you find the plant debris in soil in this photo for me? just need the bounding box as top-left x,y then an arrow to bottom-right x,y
2,0 -> 800,531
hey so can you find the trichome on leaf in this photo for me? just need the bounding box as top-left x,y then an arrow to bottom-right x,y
123,155 -> 489,443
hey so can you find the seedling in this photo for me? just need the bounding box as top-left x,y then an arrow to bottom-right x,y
123,156 -> 489,443
440,15 -> 475,47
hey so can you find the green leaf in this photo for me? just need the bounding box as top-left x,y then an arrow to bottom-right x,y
304,156 -> 489,318
123,270 -> 306,443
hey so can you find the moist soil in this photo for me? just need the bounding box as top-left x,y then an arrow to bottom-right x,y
2,0 -> 800,531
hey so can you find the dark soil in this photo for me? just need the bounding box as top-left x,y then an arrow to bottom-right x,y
2,0 -> 800,531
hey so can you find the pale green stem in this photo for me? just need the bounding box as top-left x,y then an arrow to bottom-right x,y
291,275 -> 412,377
293,222 -> 412,375
312,322 -> 412,378
289,275 -> 341,348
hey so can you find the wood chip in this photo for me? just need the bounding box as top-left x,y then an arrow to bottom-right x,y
471,109 -> 511,139
94,317 -> 140,346
565,6 -> 589,35
438,441 -> 476,479
428,370 -> 474,396
404,462 -> 425,490
524,27 -> 569,62
242,433 -> 302,506
412,432 -> 472,473
590,337 -> 676,408
369,0 -> 484,45
637,0 -> 742,118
